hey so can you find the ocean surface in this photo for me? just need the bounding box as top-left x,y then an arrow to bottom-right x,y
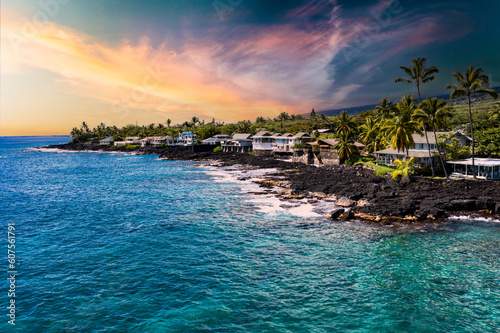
1,136 -> 499,333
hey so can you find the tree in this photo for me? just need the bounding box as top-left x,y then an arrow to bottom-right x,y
334,111 -> 357,138
359,116 -> 384,153
395,58 -> 439,176
373,98 -> 395,122
392,157 -> 418,180
278,112 -> 290,129
166,119 -> 171,128
334,132 -> 358,163
383,96 -> 422,156
191,116 -> 200,127
395,57 -> 439,103
447,66 -> 498,178
310,108 -> 316,120
415,97 -> 453,177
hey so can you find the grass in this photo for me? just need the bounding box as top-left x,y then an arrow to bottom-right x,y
355,160 -> 395,177
125,144 -> 140,150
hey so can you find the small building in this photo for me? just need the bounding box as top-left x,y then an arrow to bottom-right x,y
179,132 -> 196,146
222,133 -> 253,153
272,133 -> 295,152
99,137 -> 114,146
115,137 -> 141,146
448,158 -> 500,180
252,131 -> 274,154
202,134 -> 231,145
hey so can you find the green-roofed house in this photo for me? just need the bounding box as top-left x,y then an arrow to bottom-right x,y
99,137 -> 114,146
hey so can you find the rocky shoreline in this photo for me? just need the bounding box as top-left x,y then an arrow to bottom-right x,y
43,142 -> 500,224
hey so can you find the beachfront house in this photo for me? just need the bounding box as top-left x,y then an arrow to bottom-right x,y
448,158 -> 500,180
374,131 -> 472,166
222,134 -> 253,153
139,136 -> 176,147
252,131 -> 274,154
292,139 -> 366,166
202,134 -> 231,145
99,137 -> 114,146
115,137 -> 141,146
178,132 -> 196,146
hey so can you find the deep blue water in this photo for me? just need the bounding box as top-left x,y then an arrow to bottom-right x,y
1,136 -> 499,332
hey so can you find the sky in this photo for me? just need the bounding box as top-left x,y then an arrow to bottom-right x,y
1,0 -> 499,135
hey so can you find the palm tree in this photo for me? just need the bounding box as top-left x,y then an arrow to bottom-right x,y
395,58 -> 439,102
447,66 -> 498,178
373,98 -> 395,122
383,96 -> 422,157
278,112 -> 290,129
334,132 -> 358,163
166,119 -> 171,128
415,97 -> 453,178
395,58 -> 439,175
392,157 -> 418,180
191,116 -> 200,127
359,116 -> 383,153
334,111 -> 357,137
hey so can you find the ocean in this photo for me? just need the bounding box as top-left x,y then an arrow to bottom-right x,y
1,136 -> 499,332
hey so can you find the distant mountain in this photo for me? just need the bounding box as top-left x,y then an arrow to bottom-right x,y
306,86 -> 500,118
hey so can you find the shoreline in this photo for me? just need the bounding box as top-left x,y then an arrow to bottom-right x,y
39,142 -> 500,224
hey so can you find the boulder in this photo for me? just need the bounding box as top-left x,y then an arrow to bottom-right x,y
336,197 -> 356,207
325,208 -> 345,220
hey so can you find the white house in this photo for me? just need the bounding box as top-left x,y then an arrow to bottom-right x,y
448,158 -> 500,180
115,137 -> 141,146
374,131 -> 472,166
252,131 -> 275,154
222,133 -> 253,152
178,132 -> 196,146
202,134 -> 231,145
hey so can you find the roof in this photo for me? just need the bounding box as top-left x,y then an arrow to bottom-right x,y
294,132 -> 312,138
308,139 -> 365,148
374,147 -> 433,158
100,137 -> 114,142
317,129 -> 333,133
233,133 -> 253,140
181,132 -> 194,136
282,133 -> 294,137
447,158 -> 500,167
125,137 -> 140,140
254,131 -> 273,138
214,134 -> 231,138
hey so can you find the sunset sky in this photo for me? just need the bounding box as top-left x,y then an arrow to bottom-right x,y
1,0 -> 499,135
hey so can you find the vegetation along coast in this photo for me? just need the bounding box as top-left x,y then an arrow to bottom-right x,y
42,59 -> 500,224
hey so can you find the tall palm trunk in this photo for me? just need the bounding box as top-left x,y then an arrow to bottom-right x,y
432,125 -> 448,178
417,84 -> 436,177
467,95 -> 476,179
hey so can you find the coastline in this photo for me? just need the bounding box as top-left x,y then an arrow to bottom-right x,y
40,142 -> 500,224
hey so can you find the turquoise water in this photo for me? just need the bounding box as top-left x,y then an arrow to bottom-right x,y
1,137 -> 499,332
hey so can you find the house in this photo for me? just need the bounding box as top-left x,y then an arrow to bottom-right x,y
139,136 -> 175,147
202,134 -> 231,145
178,132 -> 196,146
99,137 -> 114,146
293,139 -> 365,166
115,137 -> 141,146
448,158 -> 500,180
222,134 -> 253,153
272,133 -> 295,152
374,131 -> 472,166
252,131 -> 275,154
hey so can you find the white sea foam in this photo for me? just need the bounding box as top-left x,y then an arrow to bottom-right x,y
448,215 -> 500,223
202,165 -> 322,218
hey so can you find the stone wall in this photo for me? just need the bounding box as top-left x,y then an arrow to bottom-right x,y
292,149 -> 340,166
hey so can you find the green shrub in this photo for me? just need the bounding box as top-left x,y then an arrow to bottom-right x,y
125,144 -> 139,150
375,164 -> 394,177
248,152 -> 256,156
292,143 -> 308,150
213,146 -> 222,152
